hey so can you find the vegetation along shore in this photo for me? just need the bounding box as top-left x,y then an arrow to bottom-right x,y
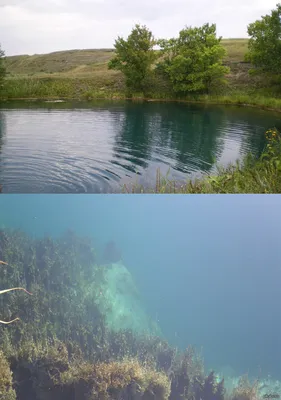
1,4 -> 281,110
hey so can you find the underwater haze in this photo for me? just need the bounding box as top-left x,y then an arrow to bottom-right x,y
0,194 -> 280,382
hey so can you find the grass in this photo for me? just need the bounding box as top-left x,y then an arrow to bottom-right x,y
0,75 -> 125,100
221,38 -> 249,62
179,94 -> 281,111
3,38 -> 280,112
123,128 -> 281,193
4,40 -> 249,75
4,49 -> 115,75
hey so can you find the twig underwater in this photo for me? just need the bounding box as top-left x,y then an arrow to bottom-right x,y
0,261 -> 33,324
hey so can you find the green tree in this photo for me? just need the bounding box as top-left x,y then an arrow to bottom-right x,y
0,44 -> 6,89
158,23 -> 229,94
108,24 -> 158,93
246,3 -> 281,73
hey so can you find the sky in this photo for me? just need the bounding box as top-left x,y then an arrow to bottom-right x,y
0,0 -> 278,56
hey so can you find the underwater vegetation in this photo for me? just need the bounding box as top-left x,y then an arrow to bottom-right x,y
0,253 -> 32,325
0,229 -> 270,400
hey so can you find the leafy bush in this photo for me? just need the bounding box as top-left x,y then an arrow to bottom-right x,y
108,24 -> 159,93
157,24 -> 230,94
246,4 -> 281,74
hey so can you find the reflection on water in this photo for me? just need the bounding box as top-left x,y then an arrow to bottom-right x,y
0,101 -> 279,193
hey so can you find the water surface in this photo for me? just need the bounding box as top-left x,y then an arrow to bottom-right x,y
0,100 -> 280,193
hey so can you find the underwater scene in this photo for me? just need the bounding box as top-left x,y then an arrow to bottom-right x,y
0,194 -> 280,400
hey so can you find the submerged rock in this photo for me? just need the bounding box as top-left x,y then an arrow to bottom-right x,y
93,261 -> 161,335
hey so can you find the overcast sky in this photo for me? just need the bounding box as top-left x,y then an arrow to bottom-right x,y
0,0 -> 277,56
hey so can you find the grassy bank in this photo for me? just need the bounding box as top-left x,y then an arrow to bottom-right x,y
124,128 -> 281,193
1,39 -> 280,111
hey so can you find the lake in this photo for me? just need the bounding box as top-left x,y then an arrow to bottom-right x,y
0,100 -> 280,193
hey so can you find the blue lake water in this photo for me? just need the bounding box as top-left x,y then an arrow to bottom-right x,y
0,100 -> 280,192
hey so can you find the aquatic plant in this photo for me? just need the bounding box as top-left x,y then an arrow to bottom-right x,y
5,334 -> 223,400
0,229 -> 103,351
229,375 -> 259,400
3,339 -> 171,400
59,358 -> 171,400
0,351 -> 16,400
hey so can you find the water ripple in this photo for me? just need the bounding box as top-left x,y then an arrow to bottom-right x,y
0,103 -> 277,193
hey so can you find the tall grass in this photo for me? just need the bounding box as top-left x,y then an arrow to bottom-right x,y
1,77 -> 281,112
123,128 -> 281,193
0,77 -> 124,100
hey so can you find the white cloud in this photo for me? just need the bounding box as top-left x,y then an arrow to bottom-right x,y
0,0 -> 278,55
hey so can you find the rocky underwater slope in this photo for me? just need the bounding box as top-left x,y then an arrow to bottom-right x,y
0,229 -> 279,400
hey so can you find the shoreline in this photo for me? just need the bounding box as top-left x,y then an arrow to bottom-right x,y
1,94 -> 281,113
